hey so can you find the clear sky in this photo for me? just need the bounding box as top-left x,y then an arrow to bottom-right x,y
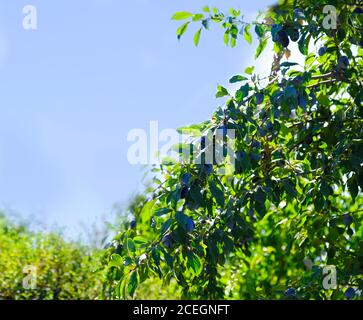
0,0 -> 275,236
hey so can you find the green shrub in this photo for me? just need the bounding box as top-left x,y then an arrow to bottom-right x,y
0,214 -> 103,300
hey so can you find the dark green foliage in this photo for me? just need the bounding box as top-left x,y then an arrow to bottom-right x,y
103,1 -> 363,300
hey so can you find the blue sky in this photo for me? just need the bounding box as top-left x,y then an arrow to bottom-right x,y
0,0 -> 274,236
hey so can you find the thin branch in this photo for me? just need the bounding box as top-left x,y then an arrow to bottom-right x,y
306,78 -> 337,89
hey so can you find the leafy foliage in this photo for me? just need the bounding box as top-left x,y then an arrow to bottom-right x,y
0,214 -> 103,300
104,0 -> 363,300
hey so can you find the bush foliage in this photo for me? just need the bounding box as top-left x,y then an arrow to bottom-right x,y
0,214 -> 102,300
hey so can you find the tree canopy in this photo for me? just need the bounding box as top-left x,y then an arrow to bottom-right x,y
103,0 -> 363,300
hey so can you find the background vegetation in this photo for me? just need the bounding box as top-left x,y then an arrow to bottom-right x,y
0,213 -> 103,299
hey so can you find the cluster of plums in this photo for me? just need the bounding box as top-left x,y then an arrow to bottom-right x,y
272,24 -> 300,48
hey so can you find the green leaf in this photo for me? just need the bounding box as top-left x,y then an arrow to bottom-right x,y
317,94 -> 330,106
229,75 -> 248,83
161,218 -> 173,235
223,234 -> 235,254
202,19 -> 209,30
252,187 -> 266,205
172,12 -> 193,21
154,208 -> 172,217
283,180 -> 297,198
126,239 -> 136,253
255,202 -> 267,218
216,85 -> 229,98
280,62 -> 299,67
255,38 -> 267,59
123,256 -> 133,267
347,175 -> 358,201
192,14 -> 204,22
314,192 -> 325,212
187,251 -> 202,275
235,83 -> 250,102
138,265 -> 149,283
194,28 -> 202,47
255,24 -> 265,38
161,156 -> 177,165
190,184 -> 204,205
127,271 -> 138,297
298,32 -> 309,55
109,254 -> 124,268
244,25 -> 252,45
224,31 -> 230,46
245,66 -> 255,75
229,8 -> 240,17
176,22 -> 190,40
119,277 -> 127,298
167,187 -> 181,207
163,251 -> 174,269
140,199 -> 156,223
133,236 -> 148,245
176,123 -> 202,136
175,211 -> 188,228
209,181 -> 225,207
152,248 -> 161,265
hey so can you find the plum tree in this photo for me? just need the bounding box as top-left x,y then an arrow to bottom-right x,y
103,0 -> 363,300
